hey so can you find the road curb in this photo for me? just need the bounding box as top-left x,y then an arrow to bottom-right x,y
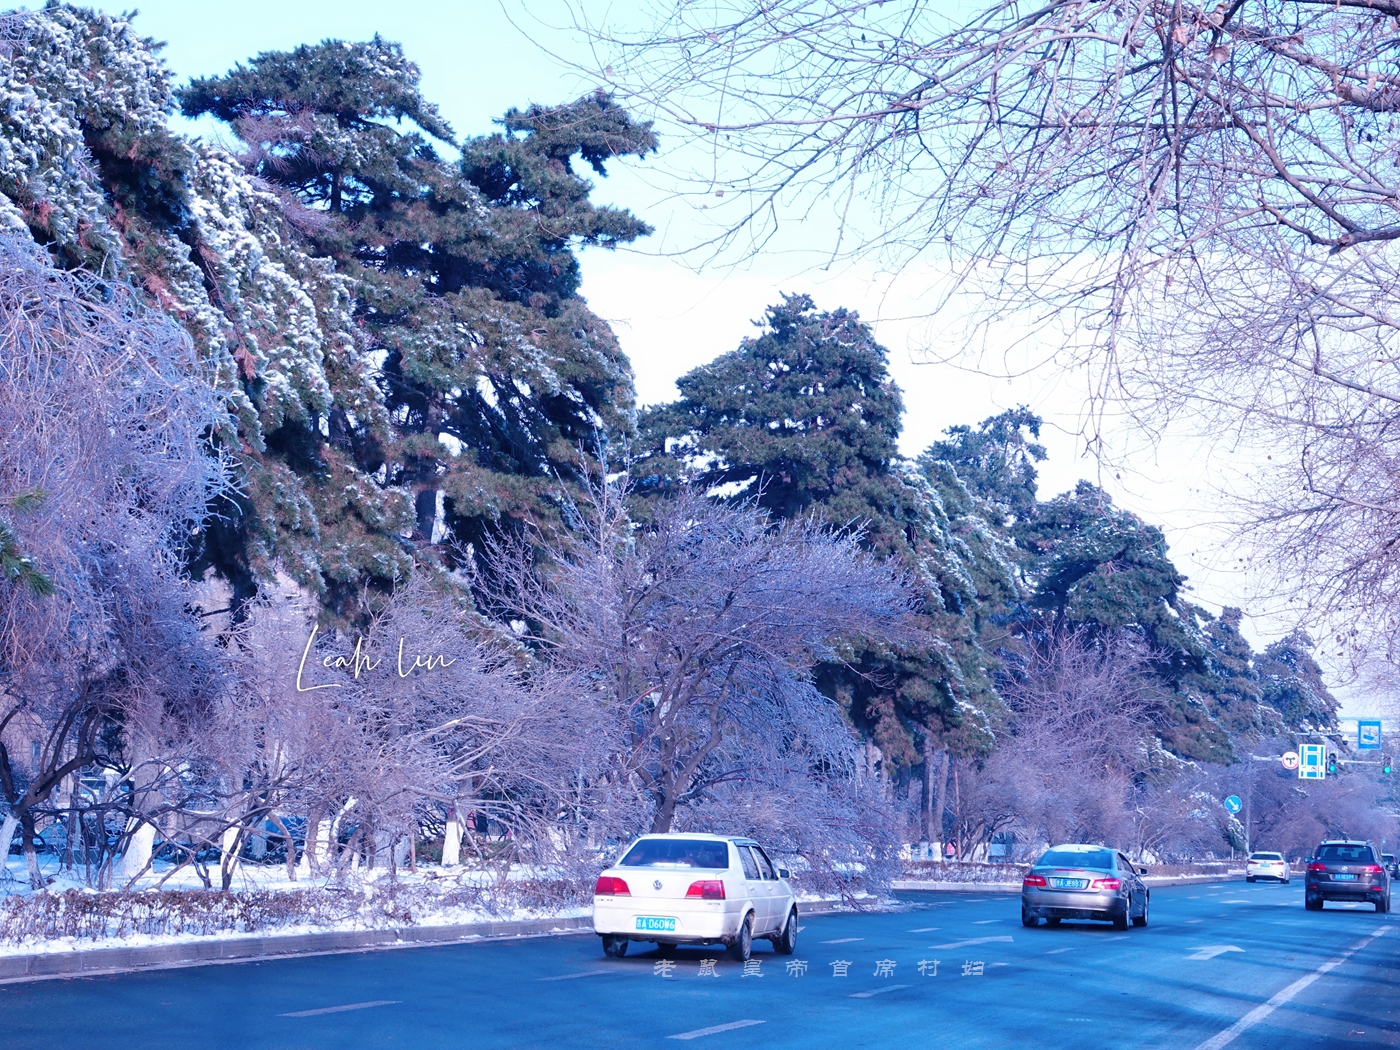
0,898 -> 858,984
0,916 -> 597,984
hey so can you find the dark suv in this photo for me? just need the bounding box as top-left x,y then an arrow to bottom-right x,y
1305,841 -> 1392,912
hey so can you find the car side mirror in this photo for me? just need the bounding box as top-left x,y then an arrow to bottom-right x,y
778,868 -> 790,879
1137,867 -> 1148,875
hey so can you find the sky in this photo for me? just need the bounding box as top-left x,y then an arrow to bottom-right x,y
26,0 -> 1382,715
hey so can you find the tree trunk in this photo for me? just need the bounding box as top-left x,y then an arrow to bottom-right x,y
220,825 -> 242,890
0,813 -> 16,873
650,789 -> 677,833
20,809 -> 43,889
442,807 -> 462,867
932,750 -> 950,851
920,740 -> 943,845
119,820 -> 156,886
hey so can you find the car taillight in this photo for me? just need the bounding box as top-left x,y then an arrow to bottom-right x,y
595,876 -> 630,896
1090,877 -> 1121,891
1307,862 -> 1327,873
1361,865 -> 1383,876
1023,874 -> 1047,887
685,879 -> 725,900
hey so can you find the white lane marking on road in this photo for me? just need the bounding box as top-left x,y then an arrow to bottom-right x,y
971,919 -> 999,925
1187,945 -> 1245,961
537,970 -> 618,981
279,1000 -> 400,1018
1193,926 -> 1392,1050
907,927 -> 941,933
1045,947 -> 1075,955
929,936 -> 1014,949
849,984 -> 911,998
821,937 -> 864,944
669,1020 -> 766,1040
1185,919 -> 1203,924
1222,900 -> 1249,904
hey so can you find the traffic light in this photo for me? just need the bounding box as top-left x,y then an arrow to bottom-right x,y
1327,752 -> 1338,774
1384,754 -> 1393,775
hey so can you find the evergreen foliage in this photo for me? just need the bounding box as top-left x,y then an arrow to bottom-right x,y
640,295 -> 1016,771
930,413 -> 1340,763
0,6 -> 656,619
182,42 -> 657,591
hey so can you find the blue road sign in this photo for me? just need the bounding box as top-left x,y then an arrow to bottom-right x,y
1224,795 -> 1242,814
1299,742 -> 1327,779
1358,720 -> 1382,751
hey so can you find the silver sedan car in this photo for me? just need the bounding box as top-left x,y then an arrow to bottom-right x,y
1021,844 -> 1149,930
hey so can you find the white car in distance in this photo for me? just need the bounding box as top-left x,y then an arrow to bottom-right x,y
592,833 -> 798,962
1246,851 -> 1291,883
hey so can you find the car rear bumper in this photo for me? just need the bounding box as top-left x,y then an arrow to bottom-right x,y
1306,880 -> 1386,902
1022,888 -> 1127,920
592,898 -> 743,943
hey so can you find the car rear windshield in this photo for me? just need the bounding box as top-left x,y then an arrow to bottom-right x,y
619,839 -> 730,869
1315,844 -> 1377,864
1250,853 -> 1282,860
1035,848 -> 1114,870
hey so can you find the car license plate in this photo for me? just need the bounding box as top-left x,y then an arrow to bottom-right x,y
1332,873 -> 1356,881
635,916 -> 677,932
1050,878 -> 1087,889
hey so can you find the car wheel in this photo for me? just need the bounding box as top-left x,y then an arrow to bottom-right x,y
1046,917 -> 1061,927
772,908 -> 798,955
602,935 -> 628,958
1113,900 -> 1131,931
1021,907 -> 1039,928
1133,896 -> 1149,928
728,913 -> 753,962
1246,876 -> 1255,883
1376,895 -> 1389,914
1305,896 -> 1323,911
656,941 -> 678,958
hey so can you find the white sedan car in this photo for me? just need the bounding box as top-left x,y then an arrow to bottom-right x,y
1246,851 -> 1291,883
593,833 -> 798,962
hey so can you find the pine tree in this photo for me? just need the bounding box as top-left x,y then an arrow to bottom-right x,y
641,294 -> 1013,772
0,7 -> 657,621
182,46 -> 657,591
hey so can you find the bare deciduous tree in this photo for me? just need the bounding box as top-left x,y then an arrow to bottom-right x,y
567,0 -> 1400,653
479,480 -> 915,888
0,235 -> 226,887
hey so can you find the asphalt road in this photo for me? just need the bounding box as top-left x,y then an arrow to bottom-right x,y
4,881 -> 1396,1049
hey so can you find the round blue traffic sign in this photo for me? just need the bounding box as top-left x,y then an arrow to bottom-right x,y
1224,795 -> 1242,814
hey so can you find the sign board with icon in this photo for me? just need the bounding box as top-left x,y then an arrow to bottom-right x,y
1299,742 -> 1327,780
1357,720 -> 1382,750
1223,795 -> 1242,814
1281,751 -> 1300,770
